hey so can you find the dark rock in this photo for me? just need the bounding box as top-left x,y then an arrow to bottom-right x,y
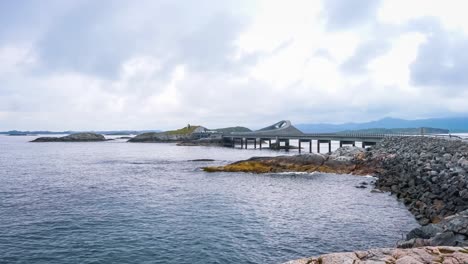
31,133 -> 106,142
406,224 -> 443,240
189,159 -> 215,162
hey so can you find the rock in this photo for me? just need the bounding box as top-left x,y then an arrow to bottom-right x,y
401,209 -> 468,247
406,224 -> 443,240
189,159 -> 215,162
283,247 -> 468,264
329,146 -> 365,160
202,151 -> 370,174
431,231 -> 468,247
458,158 -> 468,170
31,133 -> 106,142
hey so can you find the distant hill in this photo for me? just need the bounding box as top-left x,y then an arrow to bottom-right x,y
296,117 -> 468,133
338,127 -> 449,135
213,126 -> 251,134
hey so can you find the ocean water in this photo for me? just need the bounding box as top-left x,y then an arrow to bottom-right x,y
0,135 -> 419,264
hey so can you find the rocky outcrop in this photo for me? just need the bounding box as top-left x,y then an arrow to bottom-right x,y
203,147 -> 375,174
129,132 -> 192,142
284,247 -> 468,264
128,125 -> 208,143
31,133 -> 106,142
398,209 -> 468,248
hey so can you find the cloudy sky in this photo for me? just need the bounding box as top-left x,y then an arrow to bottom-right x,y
1,0 -> 468,130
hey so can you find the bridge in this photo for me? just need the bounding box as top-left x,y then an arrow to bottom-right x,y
222,120 -> 390,153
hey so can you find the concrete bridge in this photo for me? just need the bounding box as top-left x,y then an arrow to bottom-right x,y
223,120 -> 388,153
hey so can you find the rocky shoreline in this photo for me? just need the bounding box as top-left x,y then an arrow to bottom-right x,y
284,246 -> 468,263
204,136 -> 468,259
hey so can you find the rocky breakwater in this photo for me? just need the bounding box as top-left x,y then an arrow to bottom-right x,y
31,133 -> 106,142
372,137 -> 468,225
284,246 -> 468,264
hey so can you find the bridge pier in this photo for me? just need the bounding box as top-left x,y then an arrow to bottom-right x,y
317,140 -> 331,153
340,141 -> 355,148
362,141 -> 376,148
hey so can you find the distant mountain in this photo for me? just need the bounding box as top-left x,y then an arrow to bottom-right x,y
296,117 -> 468,133
338,127 -> 449,135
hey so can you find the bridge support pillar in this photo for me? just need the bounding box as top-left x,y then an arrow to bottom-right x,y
340,141 -> 355,148
362,142 -> 376,148
268,139 -> 271,149
317,140 -> 331,153
254,138 -> 257,149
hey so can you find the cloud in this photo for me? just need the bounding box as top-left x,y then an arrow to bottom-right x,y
409,19 -> 468,89
323,0 -> 382,30
1,0 -> 468,130
340,38 -> 391,74
35,0 -> 252,79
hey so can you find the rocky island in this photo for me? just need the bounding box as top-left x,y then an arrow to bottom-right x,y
128,125 -> 250,145
31,133 -> 106,142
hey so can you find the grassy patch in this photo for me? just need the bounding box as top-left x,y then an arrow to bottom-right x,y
165,126 -> 200,135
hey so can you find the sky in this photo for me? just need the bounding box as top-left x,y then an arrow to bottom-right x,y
1,0 -> 468,131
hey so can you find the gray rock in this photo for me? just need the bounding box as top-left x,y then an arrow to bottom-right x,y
31,133 -> 106,142
406,224 -> 443,240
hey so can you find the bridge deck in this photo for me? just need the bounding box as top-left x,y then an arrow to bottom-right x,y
223,133 -> 390,143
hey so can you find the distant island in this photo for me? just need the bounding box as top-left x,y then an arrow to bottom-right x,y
1,130 -> 161,136
31,133 -> 107,142
129,125 -> 251,143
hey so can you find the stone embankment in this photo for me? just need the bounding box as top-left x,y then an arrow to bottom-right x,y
284,246 -> 468,264
31,133 -> 106,142
372,137 -> 468,226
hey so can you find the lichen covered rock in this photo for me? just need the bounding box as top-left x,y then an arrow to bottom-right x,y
284,247 -> 468,264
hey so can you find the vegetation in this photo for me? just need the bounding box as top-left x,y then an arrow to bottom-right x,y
165,125 -> 200,135
213,126 -> 251,134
